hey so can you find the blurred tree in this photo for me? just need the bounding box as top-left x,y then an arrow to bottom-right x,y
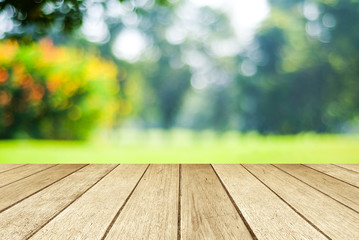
237,0 -> 359,134
0,0 -> 83,38
133,7 -> 192,128
3,0 -> 359,135
0,39 -> 122,139
134,6 -> 238,129
0,0 -> 171,40
145,57 -> 191,128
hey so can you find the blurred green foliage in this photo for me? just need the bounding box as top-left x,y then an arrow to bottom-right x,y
0,39 -> 124,139
0,0 -> 171,40
1,0 -> 359,138
238,0 -> 359,134
133,6 -> 239,129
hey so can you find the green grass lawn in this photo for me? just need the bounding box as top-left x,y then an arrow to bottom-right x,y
0,130 -> 358,164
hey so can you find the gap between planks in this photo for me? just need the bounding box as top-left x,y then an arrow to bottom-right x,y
0,165 -> 88,214
100,164 -> 150,240
0,164 -> 57,189
245,164 -> 359,239
177,164 -> 182,240
27,164 -> 120,239
0,164 -> 26,174
333,164 -> 359,174
304,164 -> 359,189
241,165 -> 331,240
210,164 -> 258,240
273,164 -> 359,214
1,164 -> 358,240
0,165 -> 116,240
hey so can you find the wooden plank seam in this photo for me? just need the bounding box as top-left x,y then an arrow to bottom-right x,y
273,164 -> 359,215
210,164 -> 258,240
26,164 -> 120,239
100,164 -> 150,240
0,164 -> 88,214
241,165 -> 331,240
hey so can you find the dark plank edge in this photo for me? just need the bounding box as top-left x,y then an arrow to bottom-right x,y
100,164 -> 150,240
241,165 -> 331,240
27,164 -> 120,239
211,164 -> 258,240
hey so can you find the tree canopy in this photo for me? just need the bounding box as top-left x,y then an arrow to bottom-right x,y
1,0 -> 359,139
0,0 -> 170,39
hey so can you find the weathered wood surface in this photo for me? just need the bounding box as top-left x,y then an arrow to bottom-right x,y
105,164 -> 178,240
0,164 -> 85,212
0,164 -> 24,173
31,164 -> 146,240
275,164 -> 359,213
0,164 -> 358,240
180,164 -> 252,240
334,164 -> 359,173
0,164 -> 55,188
306,164 -> 359,187
213,164 -> 327,240
244,164 -> 359,239
0,164 -> 115,240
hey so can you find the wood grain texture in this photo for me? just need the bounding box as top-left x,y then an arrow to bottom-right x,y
0,164 -> 24,173
180,164 -> 253,240
104,164 -> 179,240
334,164 -> 359,173
244,164 -> 359,240
0,164 -> 357,239
0,164 -> 116,240
275,164 -> 359,212
0,164 -> 55,188
0,164 -> 85,212
30,164 -> 148,240
213,164 -> 327,240
306,164 -> 359,187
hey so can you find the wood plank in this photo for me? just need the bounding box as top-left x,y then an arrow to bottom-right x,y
275,164 -> 359,212
0,164 -> 24,173
244,164 -> 359,240
334,164 -> 359,173
104,164 -> 179,240
213,164 -> 327,240
180,164 -> 253,240
306,164 -> 359,187
0,164 -> 85,212
0,164 -> 55,188
30,164 -> 148,240
0,164 -> 116,240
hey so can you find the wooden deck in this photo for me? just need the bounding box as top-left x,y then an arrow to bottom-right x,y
0,164 -> 358,239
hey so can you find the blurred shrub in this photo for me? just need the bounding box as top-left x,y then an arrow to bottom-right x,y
0,39 -> 123,139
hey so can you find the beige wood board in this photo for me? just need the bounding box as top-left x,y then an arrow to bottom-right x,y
0,164 -> 116,240
306,164 -> 359,187
0,164 -> 24,173
244,164 -> 359,239
0,164 -> 85,212
104,164 -> 179,240
30,164 -> 148,240
334,164 -> 359,173
275,164 -> 359,212
0,164 -> 55,188
180,164 -> 253,240
213,164 -> 327,240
